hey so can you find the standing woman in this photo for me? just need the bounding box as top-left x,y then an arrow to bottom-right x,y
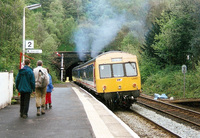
45,68 -> 54,109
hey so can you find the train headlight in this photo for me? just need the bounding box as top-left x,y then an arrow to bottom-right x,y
133,83 -> 137,88
103,86 -> 106,91
118,85 -> 121,90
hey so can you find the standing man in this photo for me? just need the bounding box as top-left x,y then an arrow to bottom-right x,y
33,60 -> 49,116
16,59 -> 35,119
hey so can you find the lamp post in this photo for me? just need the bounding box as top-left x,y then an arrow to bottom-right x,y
22,4 -> 41,66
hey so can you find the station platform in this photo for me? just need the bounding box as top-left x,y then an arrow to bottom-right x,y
0,82 -> 139,138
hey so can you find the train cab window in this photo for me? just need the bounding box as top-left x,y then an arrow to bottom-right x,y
100,65 -> 111,78
125,62 -> 137,76
113,64 -> 124,77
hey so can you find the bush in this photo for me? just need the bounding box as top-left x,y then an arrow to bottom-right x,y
139,57 -> 161,83
142,65 -> 200,99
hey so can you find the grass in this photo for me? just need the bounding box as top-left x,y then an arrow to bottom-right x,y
142,66 -> 200,99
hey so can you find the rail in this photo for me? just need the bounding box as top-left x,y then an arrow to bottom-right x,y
137,94 -> 200,127
131,110 -> 181,137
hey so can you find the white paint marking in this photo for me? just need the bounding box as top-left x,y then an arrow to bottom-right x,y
72,87 -> 114,138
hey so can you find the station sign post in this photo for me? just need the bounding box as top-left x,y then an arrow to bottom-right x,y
182,65 -> 187,97
61,53 -> 64,81
25,40 -> 42,54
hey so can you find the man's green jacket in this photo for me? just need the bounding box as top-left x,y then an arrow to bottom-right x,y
16,65 -> 35,93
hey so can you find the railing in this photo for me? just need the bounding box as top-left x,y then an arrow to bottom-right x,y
0,72 -> 13,109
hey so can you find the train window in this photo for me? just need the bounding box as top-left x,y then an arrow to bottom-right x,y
125,62 -> 137,76
100,64 -> 111,78
80,69 -> 83,79
87,64 -> 93,81
78,70 -> 80,78
113,64 -> 124,77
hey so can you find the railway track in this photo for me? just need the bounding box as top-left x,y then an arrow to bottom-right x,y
72,82 -> 197,137
115,109 -> 181,137
137,94 -> 200,127
131,110 -> 181,137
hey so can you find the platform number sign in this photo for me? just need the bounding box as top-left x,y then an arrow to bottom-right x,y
26,40 -> 34,49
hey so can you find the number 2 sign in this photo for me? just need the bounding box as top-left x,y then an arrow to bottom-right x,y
25,40 -> 34,49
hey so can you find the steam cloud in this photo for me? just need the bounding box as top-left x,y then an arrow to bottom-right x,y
73,0 -> 126,60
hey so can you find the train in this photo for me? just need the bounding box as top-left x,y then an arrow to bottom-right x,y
72,51 -> 141,109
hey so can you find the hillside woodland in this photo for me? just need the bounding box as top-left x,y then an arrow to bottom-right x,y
1,0 -> 200,98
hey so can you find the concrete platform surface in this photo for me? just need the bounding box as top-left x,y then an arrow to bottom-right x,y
0,82 -> 139,138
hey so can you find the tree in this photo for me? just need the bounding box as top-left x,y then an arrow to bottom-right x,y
142,21 -> 160,59
59,17 -> 77,50
189,0 -> 200,67
0,0 -> 24,71
151,0 -> 196,66
40,0 -> 53,17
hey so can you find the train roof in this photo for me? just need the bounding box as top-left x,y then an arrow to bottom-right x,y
73,51 -> 137,70
95,50 -> 136,59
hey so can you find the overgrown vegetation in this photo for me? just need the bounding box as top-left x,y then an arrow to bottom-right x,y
1,0 -> 200,99
142,65 -> 200,99
140,0 -> 200,99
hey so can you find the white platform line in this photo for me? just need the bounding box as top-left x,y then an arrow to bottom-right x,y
72,87 -> 114,138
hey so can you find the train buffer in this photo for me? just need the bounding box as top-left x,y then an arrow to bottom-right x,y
0,82 -> 139,138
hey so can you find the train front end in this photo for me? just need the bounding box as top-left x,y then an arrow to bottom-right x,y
95,51 -> 141,108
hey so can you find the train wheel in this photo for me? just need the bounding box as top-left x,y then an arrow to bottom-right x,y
108,99 -> 116,111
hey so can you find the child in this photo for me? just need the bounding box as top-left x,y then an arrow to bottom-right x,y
45,68 -> 54,109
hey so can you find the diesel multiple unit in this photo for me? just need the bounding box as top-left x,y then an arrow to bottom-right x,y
72,51 -> 141,109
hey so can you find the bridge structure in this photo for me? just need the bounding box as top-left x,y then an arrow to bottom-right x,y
54,51 -> 92,81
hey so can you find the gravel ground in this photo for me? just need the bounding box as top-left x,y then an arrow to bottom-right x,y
115,110 -> 169,137
128,104 -> 200,138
